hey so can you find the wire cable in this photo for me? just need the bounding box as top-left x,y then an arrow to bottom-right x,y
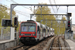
54,0 -> 60,13
49,0 -> 55,13
54,0 -> 58,12
6,0 -> 33,12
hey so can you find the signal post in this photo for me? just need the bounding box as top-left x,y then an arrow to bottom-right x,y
65,13 -> 73,39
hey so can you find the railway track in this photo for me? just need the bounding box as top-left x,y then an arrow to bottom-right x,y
6,36 -> 70,50
13,45 -> 24,50
10,45 -> 33,50
6,36 -> 53,50
49,36 -> 71,50
49,36 -> 62,50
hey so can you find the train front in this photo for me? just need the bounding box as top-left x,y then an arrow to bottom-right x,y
19,21 -> 37,44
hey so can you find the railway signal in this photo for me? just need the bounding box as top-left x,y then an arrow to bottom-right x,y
67,13 -> 72,17
14,17 -> 18,27
68,20 -> 71,28
2,19 -> 11,26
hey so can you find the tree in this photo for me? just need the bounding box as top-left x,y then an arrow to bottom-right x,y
0,4 -> 17,34
35,3 -> 58,34
0,4 -> 16,26
59,17 -> 66,34
35,3 -> 56,26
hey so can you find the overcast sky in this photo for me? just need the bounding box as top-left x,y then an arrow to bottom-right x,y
0,0 -> 75,24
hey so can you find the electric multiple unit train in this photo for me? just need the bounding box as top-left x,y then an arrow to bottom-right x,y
19,20 -> 54,44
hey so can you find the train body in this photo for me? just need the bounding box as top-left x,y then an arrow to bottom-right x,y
50,28 -> 55,36
19,20 -> 54,44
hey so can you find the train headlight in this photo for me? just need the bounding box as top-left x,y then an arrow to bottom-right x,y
21,34 -> 23,36
33,34 -> 36,36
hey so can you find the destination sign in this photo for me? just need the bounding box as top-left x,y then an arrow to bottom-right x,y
21,23 -> 36,25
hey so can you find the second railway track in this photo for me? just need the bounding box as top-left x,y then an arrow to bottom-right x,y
6,36 -> 70,50
49,36 -> 69,50
49,36 -> 61,50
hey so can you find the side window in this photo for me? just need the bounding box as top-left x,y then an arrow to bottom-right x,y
40,25 -> 42,33
43,29 -> 44,32
37,26 -> 40,31
46,28 -> 47,33
47,29 -> 48,32
43,29 -> 46,33
48,30 -> 49,32
42,28 -> 44,33
45,29 -> 46,33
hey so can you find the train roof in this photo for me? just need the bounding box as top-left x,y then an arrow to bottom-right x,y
36,22 -> 40,26
36,22 -> 46,28
28,20 -> 54,30
21,20 -> 51,29
47,27 -> 50,29
50,28 -> 54,30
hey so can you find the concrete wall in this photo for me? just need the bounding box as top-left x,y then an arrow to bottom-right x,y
0,40 -> 16,50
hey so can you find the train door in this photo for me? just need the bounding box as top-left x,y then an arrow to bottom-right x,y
43,28 -> 46,38
37,26 -> 40,40
40,25 -> 43,40
48,29 -> 49,36
49,29 -> 50,36
46,27 -> 47,37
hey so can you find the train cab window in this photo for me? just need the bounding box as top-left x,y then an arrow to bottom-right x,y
43,29 -> 46,32
28,26 -> 35,32
21,25 -> 35,32
21,26 -> 28,32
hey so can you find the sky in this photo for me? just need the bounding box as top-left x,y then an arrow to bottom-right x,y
0,0 -> 75,24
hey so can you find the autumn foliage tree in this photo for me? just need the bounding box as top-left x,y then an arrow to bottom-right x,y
59,17 -> 66,34
35,3 -> 59,34
35,4 -> 56,25
0,4 -> 16,26
35,3 -> 67,35
0,4 -> 17,33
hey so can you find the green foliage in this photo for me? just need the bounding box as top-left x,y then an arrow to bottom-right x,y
35,3 -> 66,35
17,22 -> 20,31
59,17 -> 66,34
0,4 -> 16,26
35,3 -> 58,34
0,4 -> 20,34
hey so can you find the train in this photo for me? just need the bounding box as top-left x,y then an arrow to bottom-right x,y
19,20 -> 54,44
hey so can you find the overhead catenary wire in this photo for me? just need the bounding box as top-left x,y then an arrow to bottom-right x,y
54,0 -> 58,12
11,0 -> 30,9
49,0 -> 55,13
6,0 -> 32,11
5,5 -> 31,17
49,0 -> 60,13
6,0 -> 35,19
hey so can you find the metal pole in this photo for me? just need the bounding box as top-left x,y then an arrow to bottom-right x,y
67,6 -> 69,29
46,18 -> 47,26
59,23 -> 60,36
34,6 -> 35,14
41,6 -> 42,18
67,6 -> 69,20
1,28 -> 3,40
15,27 -> 17,46
15,27 -> 16,39
51,20 -> 52,28
30,15 -> 32,20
